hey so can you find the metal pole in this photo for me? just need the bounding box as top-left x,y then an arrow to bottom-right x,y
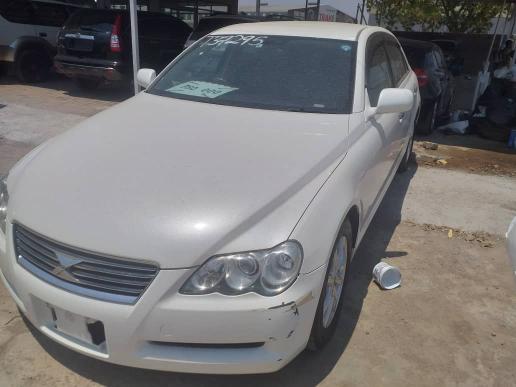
128,0 -> 140,95
256,0 -> 260,17
484,0 -> 506,73
194,0 -> 199,27
304,0 -> 308,20
499,2 -> 510,50
510,4 -> 516,37
315,0 -> 320,21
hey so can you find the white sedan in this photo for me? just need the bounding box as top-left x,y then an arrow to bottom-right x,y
0,22 -> 420,374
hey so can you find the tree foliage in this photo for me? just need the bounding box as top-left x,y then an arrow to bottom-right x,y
366,0 -> 507,33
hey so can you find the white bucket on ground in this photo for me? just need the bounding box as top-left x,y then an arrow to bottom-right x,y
373,262 -> 401,290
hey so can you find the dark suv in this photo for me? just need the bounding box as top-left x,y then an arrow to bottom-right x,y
399,38 -> 454,134
55,9 -> 191,89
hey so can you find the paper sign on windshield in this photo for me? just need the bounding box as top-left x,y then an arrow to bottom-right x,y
167,81 -> 238,99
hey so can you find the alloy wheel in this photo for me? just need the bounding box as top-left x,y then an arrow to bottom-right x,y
322,235 -> 348,328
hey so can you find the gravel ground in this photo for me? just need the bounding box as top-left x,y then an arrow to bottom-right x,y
0,78 -> 515,387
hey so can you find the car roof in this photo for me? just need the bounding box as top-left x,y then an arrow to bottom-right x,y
211,21 -> 369,41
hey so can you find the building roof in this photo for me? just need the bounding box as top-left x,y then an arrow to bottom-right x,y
211,21 -> 368,40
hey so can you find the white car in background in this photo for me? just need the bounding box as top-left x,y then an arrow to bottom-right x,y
508,217 -> 516,282
0,0 -> 82,82
0,22 -> 420,374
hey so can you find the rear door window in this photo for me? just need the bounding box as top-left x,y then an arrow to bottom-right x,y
32,1 -> 68,27
65,9 -> 119,32
367,41 -> 394,106
0,0 -> 33,24
385,42 -> 408,85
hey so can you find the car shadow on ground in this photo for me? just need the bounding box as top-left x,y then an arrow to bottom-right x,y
24,160 -> 418,387
0,74 -> 133,103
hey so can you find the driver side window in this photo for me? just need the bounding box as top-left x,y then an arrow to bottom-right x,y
366,40 -> 394,107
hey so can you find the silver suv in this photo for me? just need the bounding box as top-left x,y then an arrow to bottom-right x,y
0,0 -> 84,82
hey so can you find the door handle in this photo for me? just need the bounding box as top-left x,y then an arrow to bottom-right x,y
399,112 -> 406,120
39,32 -> 47,37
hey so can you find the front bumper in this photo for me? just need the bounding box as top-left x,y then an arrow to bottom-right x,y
0,222 -> 324,374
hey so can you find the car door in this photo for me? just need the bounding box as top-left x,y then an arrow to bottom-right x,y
360,33 -> 400,222
385,37 -> 414,157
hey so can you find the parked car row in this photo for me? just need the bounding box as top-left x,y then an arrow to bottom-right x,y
0,0 -> 296,90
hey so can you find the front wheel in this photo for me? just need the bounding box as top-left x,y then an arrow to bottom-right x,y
309,219 -> 353,350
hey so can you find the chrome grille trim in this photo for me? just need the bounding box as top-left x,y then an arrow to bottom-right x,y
13,224 -> 159,304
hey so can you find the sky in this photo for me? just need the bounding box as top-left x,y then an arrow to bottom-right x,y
238,0 -> 363,16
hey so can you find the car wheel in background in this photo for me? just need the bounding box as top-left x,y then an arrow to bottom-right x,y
15,49 -> 52,83
417,99 -> 438,135
75,77 -> 102,91
0,63 -> 7,77
309,219 -> 353,350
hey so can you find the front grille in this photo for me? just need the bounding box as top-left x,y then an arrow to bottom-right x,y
13,224 -> 159,304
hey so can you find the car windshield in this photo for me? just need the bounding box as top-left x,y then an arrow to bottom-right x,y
148,35 -> 357,113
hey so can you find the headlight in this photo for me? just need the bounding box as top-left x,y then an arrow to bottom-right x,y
0,175 -> 8,234
180,241 -> 303,296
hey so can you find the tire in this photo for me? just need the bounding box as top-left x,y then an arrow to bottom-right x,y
75,77 -> 102,91
15,49 -> 51,83
417,99 -> 438,135
397,130 -> 414,173
0,63 -> 7,77
309,219 -> 353,350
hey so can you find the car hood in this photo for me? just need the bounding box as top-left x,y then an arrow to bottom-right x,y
8,93 -> 349,269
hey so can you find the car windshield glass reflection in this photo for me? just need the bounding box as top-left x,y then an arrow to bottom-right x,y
149,35 -> 357,114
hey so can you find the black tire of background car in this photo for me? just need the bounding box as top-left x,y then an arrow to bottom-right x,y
308,218 -> 353,351
397,131 -> 414,173
15,49 -> 51,83
75,77 -> 102,91
0,63 -> 7,77
416,99 -> 438,135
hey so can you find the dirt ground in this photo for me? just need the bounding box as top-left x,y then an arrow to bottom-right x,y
1,76 -> 516,387
414,133 -> 516,178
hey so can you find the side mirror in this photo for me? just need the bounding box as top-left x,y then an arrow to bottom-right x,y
136,68 -> 156,89
368,88 -> 414,118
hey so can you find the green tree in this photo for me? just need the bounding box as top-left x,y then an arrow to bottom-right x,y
367,0 -> 506,33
